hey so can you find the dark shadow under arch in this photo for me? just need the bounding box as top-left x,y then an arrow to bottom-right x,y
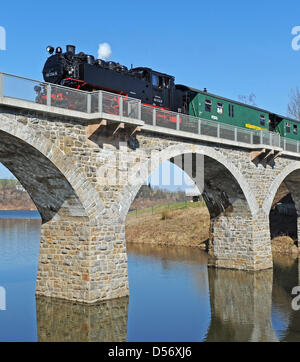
0,130 -> 88,223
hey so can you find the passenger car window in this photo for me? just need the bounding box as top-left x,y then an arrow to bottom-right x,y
205,99 -> 212,112
294,124 -> 298,134
286,122 -> 290,133
260,115 -> 266,126
217,102 -> 223,114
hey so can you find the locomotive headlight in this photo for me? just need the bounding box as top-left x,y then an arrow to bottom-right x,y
46,46 -> 54,54
56,47 -> 62,54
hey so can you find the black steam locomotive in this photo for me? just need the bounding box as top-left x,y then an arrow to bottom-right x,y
41,44 -> 191,115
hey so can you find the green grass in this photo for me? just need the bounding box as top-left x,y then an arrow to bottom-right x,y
0,179 -> 18,187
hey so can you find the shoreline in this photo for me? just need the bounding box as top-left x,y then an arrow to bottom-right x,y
0,208 -> 37,211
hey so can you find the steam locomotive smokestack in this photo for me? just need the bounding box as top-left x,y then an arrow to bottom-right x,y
66,45 -> 76,54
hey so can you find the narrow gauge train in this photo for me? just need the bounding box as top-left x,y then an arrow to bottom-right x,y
39,44 -> 299,141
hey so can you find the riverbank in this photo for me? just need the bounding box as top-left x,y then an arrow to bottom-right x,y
0,189 -> 36,211
0,202 -> 36,211
126,205 -> 299,255
126,204 -> 210,248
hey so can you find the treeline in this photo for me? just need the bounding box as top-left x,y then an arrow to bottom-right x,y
0,179 -> 18,187
135,185 -> 187,202
0,179 -> 22,201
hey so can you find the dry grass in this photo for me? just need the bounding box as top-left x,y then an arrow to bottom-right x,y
126,205 -> 210,247
271,235 -> 298,255
0,190 -> 36,210
161,209 -> 173,220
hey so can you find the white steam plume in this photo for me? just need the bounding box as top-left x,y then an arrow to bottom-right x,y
97,42 -> 112,60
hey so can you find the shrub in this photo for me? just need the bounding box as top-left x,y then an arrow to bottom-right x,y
161,209 -> 172,220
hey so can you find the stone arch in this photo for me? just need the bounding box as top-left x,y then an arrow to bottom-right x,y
0,115 -> 105,224
263,161 -> 300,214
118,143 -> 259,221
263,161 -> 300,243
120,143 -> 271,271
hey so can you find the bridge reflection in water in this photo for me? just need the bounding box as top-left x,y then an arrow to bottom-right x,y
35,244 -> 290,342
36,295 -> 129,342
272,254 -> 300,342
35,243 -> 300,342
205,268 -> 277,342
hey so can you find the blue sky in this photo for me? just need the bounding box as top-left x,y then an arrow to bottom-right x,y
1,0 -> 300,186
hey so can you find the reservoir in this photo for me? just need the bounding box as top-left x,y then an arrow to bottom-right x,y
0,211 -> 299,342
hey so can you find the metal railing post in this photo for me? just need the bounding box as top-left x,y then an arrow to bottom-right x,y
176,114 -> 180,131
46,84 -> 51,107
217,123 -> 220,138
297,141 -> 299,153
278,134 -> 281,148
138,101 -> 141,120
153,108 -> 156,126
87,93 -> 91,113
234,127 -> 237,142
250,131 -> 253,144
119,96 -> 123,117
284,138 -> 286,151
198,119 -> 201,134
0,73 -> 3,98
98,90 -> 103,113
260,130 -> 263,145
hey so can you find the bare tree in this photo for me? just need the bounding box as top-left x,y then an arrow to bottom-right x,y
238,93 -> 257,106
287,87 -> 300,121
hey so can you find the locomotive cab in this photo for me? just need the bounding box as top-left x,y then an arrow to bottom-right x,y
129,67 -> 175,109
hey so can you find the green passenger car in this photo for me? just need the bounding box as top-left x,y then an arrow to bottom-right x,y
275,118 -> 300,140
189,91 -> 269,132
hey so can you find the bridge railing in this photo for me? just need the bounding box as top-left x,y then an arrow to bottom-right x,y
90,91 -> 141,119
140,103 -> 282,148
0,72 -> 141,119
280,137 -> 300,153
0,72 -> 298,154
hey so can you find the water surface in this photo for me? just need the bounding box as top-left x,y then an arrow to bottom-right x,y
0,212 -> 299,341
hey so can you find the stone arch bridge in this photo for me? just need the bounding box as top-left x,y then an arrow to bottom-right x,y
1,73 -> 300,303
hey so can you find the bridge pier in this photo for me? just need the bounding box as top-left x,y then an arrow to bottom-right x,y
200,155 -> 273,271
36,213 -> 129,303
208,208 -> 273,271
